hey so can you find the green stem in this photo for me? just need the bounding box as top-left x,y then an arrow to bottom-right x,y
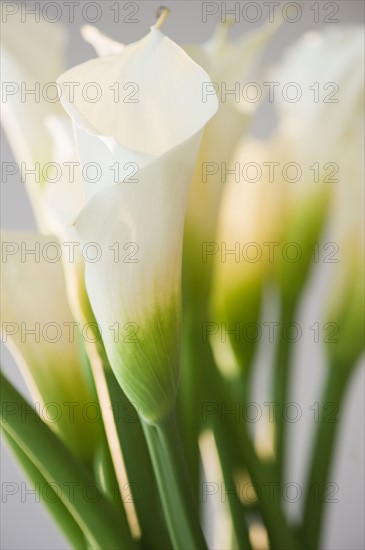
106,370 -> 171,550
207,356 -> 300,550
142,412 -> 207,550
0,371 -> 136,550
231,369 -> 251,418
212,418 -> 252,549
301,362 -> 352,550
273,299 -> 297,484
178,311 -> 205,499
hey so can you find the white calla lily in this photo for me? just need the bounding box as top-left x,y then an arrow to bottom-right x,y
210,25 -> 364,370
58,28 -> 216,195
57,29 -> 218,423
268,26 -> 364,303
271,26 -> 364,213
75,20 -> 279,250
210,139 -> 283,376
323,33 -> 364,366
182,19 -> 281,304
0,15 -> 67,230
184,19 -> 281,241
275,26 -> 363,159
0,232 -> 101,459
0,15 -> 90,325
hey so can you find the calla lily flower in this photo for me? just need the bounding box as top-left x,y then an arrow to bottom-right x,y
0,15 -> 67,231
57,28 -> 218,423
324,60 -> 364,368
210,25 -> 364,371
73,19 -> 279,239
182,19 -> 281,303
269,26 -> 364,304
210,139 -> 283,376
1,232 -> 101,460
184,17 -> 281,223
0,17 -> 94,327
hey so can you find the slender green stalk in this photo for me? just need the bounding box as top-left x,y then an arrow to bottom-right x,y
106,370 -> 171,549
142,413 -> 207,550
0,371 -> 136,550
178,311 -> 205,498
3,431 -> 86,549
212,418 -> 252,549
231,369 -> 251,419
207,355 -> 300,550
273,299 -> 297,484
237,429 -> 300,550
301,362 -> 352,549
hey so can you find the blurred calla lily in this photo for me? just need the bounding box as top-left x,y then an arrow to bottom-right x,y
210,139 -> 283,377
0,232 -> 101,460
209,25 -> 364,372
0,17 -> 94,329
0,15 -> 67,231
324,76 -> 364,368
57,29 -> 218,423
183,19 -> 281,302
271,26 -> 364,305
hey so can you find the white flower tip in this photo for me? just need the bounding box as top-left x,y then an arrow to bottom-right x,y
152,6 -> 171,30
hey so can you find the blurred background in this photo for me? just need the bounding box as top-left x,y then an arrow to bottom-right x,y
1,1 -> 364,548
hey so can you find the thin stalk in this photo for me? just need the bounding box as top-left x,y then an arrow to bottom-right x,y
178,311 -> 204,497
273,299 -> 297,484
207,354 -> 300,550
212,418 -> 252,549
301,362 -> 352,549
142,412 -> 207,550
106,370 -> 171,550
231,369 -> 251,417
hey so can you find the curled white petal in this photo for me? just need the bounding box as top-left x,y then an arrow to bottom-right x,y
81,25 -> 124,56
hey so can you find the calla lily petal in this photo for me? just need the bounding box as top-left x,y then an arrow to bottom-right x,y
81,25 -> 124,56
42,115 -> 86,233
58,28 -> 217,199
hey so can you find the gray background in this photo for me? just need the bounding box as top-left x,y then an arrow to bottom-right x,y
1,1 -> 364,548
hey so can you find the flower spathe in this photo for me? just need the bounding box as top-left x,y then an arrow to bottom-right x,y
57,28 -> 218,423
